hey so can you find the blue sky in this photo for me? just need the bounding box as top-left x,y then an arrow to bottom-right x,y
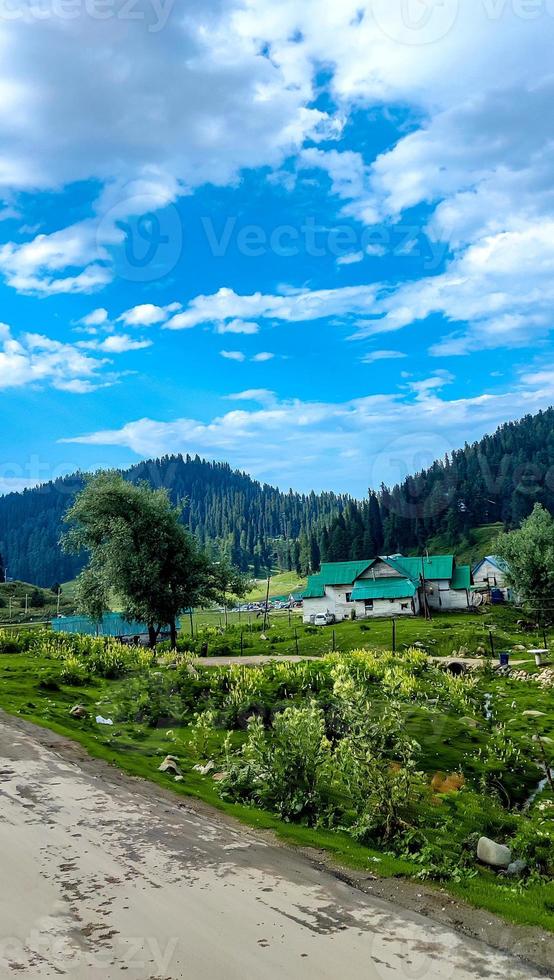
1,1 -> 554,496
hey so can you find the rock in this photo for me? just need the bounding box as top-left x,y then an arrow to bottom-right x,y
193,760 -> 215,776
212,771 -> 228,782
477,837 -> 512,868
69,705 -> 87,719
158,755 -> 182,776
506,859 -> 527,876
174,775 -> 184,783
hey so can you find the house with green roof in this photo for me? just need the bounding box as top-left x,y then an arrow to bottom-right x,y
302,554 -> 473,622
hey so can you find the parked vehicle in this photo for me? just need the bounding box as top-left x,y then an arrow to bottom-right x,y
313,612 -> 335,627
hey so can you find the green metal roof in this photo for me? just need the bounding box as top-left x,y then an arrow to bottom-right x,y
303,574 -> 326,599
351,579 -> 416,601
318,560 -> 374,585
451,564 -> 471,590
395,555 -> 454,582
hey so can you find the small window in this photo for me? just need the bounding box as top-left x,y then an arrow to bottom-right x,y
401,602 -> 409,610
345,592 -> 353,603
365,599 -> 374,610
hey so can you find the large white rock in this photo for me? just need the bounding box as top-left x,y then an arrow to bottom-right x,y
477,837 -> 512,868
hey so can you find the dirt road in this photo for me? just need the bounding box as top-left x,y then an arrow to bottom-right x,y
0,713 -> 548,979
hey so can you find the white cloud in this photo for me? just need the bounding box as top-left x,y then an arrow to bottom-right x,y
226,388 -> 276,403
337,251 -> 364,266
80,307 -> 109,328
362,350 -> 407,364
61,366 -> 554,494
79,334 -> 152,354
220,350 -> 246,361
215,319 -> 260,335
167,284 -> 380,330
118,302 -> 181,327
0,325 -> 115,392
252,352 -> 274,362
346,219 -> 554,354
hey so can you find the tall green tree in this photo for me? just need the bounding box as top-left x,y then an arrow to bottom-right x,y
494,503 -> 554,620
74,566 -> 110,630
63,472 -> 223,648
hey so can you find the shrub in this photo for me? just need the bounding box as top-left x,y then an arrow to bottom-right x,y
220,703 -> 334,823
59,655 -> 92,686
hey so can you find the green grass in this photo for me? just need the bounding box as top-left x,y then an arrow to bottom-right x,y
244,571 -> 307,602
182,605 -> 551,661
0,636 -> 552,933
0,580 -> 74,624
426,523 -> 504,567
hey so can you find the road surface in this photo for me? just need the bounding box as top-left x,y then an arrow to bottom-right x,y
0,713 -> 548,979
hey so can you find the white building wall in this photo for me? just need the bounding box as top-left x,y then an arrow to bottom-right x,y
302,597 -> 328,623
473,560 -> 508,589
354,596 -> 419,619
425,580 -> 469,611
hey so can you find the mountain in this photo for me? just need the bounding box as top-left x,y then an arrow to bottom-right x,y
321,408 -> 554,562
1,408 -> 553,586
0,455 -> 349,587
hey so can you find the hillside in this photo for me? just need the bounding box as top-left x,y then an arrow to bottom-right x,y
0,581 -> 74,624
0,456 -> 348,587
322,409 -> 554,563
1,408 -> 553,586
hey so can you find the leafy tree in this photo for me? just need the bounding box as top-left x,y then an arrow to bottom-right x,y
30,587 -> 45,609
63,472 -> 226,648
74,567 -> 110,629
495,503 -> 554,619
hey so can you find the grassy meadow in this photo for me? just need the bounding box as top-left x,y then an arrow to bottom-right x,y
0,608 -> 552,933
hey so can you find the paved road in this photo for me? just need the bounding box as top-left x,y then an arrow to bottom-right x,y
0,715 -> 545,979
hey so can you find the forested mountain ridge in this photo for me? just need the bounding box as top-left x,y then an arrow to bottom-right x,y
1,408 -> 553,587
322,408 -> 554,563
0,455 -> 349,586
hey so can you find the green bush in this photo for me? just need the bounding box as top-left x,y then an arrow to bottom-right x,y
220,703 -> 334,823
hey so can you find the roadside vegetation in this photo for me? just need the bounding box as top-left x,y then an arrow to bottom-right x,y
0,614 -> 552,932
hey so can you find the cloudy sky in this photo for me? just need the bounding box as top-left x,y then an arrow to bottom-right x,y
1,0 -> 554,495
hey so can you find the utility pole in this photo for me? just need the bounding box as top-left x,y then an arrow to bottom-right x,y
263,574 -> 271,632
24,593 -> 28,615
56,588 -> 61,617
421,556 -> 432,620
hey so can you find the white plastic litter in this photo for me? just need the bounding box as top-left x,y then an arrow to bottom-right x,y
96,715 -> 114,726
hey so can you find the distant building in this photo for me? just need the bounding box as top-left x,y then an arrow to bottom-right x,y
302,555 -> 472,623
472,555 -> 513,601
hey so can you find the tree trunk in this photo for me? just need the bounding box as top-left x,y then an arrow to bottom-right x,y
148,624 -> 158,649
170,616 -> 177,650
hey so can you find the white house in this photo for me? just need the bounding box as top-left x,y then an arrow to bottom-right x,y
472,555 -> 513,601
302,554 -> 472,623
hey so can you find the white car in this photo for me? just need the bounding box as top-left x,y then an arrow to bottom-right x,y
313,613 -> 335,627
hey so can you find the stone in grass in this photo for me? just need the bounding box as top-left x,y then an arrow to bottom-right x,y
193,760 -> 215,776
158,755 -> 182,776
477,837 -> 512,868
212,771 -> 229,782
69,705 -> 88,720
